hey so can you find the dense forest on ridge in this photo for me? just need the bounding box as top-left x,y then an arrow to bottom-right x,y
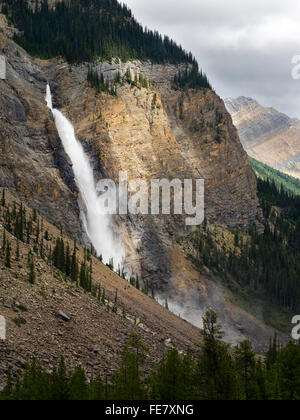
0,0 -> 199,65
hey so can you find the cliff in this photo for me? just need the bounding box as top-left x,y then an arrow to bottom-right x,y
43,59 -> 270,348
225,96 -> 300,179
0,34 -> 275,349
0,33 -> 81,241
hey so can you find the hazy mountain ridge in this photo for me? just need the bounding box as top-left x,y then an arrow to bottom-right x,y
249,157 -> 300,196
225,96 -> 300,179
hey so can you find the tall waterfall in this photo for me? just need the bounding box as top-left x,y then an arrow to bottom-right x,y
45,84 -> 124,268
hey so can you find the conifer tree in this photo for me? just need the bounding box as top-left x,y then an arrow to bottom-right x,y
1,189 -> 5,207
112,334 -> 147,400
69,366 -> 88,400
5,241 -> 11,268
235,340 -> 260,400
28,255 -> 35,285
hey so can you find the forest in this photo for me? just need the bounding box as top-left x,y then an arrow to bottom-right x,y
182,178 -> 300,313
1,0 -> 198,65
249,157 -> 300,196
1,311 -> 299,400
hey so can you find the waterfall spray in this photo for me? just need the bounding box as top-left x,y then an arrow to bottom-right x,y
45,84 -> 124,268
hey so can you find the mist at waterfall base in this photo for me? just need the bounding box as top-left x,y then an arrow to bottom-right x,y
45,85 -> 124,268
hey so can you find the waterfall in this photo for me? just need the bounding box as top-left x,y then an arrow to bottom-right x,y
45,85 -> 124,268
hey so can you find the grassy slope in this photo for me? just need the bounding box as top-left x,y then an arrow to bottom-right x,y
249,156 -> 300,196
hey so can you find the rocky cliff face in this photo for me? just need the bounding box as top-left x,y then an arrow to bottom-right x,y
42,59 -> 272,348
45,60 -> 261,275
225,96 -> 300,179
0,33 -> 274,347
0,33 -> 81,240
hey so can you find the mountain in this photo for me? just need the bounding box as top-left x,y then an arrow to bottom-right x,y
0,0 -> 291,363
225,96 -> 300,179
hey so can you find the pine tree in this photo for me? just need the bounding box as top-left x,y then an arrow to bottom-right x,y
5,241 -> 11,268
235,340 -> 260,400
69,366 -> 88,400
2,229 -> 6,256
88,375 -> 105,400
197,311 -> 240,400
1,189 -> 5,207
51,357 -> 69,401
16,240 -> 20,261
71,248 -> 79,283
28,257 -> 35,285
112,334 -> 147,400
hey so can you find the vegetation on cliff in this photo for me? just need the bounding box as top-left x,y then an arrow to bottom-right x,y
173,66 -> 213,91
180,178 -> 300,314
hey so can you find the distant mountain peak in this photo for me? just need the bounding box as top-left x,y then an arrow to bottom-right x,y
226,97 -> 300,179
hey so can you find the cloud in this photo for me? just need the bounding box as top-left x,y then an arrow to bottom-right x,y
125,0 -> 300,117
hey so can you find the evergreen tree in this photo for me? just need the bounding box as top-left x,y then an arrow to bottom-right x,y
235,340 -> 260,400
196,311 -> 240,400
1,189 -> 6,207
50,357 -> 69,401
112,335 -> 147,400
150,347 -> 185,400
5,241 -> 11,268
69,366 -> 88,400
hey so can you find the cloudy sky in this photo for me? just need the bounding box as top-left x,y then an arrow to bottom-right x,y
125,0 -> 300,117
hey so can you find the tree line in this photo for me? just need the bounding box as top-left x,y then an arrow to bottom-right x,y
250,157 -> 300,197
1,311 -> 299,400
173,67 -> 213,91
1,0 -> 199,65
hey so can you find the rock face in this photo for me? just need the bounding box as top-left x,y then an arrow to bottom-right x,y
0,34 -> 272,347
225,96 -> 300,179
0,33 -> 81,240
42,60 -> 271,348
46,61 -> 261,267
0,13 -> 19,38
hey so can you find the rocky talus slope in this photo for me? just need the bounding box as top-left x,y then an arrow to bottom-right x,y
0,190 -> 202,383
225,96 -> 300,179
0,33 -> 277,349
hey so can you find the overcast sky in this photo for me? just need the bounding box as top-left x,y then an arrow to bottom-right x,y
124,0 -> 300,117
